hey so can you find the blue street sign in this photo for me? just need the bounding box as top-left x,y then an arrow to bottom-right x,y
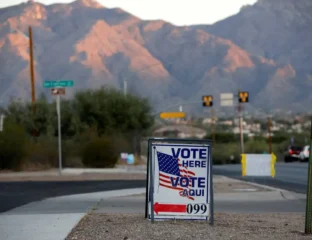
43,80 -> 74,88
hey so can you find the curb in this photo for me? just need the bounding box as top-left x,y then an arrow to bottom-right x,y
53,188 -> 147,201
218,175 -> 306,201
62,168 -> 147,174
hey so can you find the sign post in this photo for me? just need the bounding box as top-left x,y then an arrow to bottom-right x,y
56,93 -> 62,175
305,117 -> 312,234
0,114 -> 5,132
145,138 -> 213,224
43,80 -> 74,175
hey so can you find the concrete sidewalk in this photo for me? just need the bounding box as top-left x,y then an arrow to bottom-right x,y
0,167 -> 147,181
0,188 -> 146,240
0,165 -> 147,177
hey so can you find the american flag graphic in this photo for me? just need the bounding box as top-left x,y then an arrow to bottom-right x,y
157,151 -> 196,200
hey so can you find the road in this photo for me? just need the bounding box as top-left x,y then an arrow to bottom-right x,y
0,162 -> 308,214
213,162 -> 309,194
0,180 -> 145,213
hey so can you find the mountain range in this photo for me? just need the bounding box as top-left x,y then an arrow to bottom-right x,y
0,0 -> 311,115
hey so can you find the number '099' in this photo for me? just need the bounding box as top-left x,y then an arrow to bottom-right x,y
186,204 -> 207,214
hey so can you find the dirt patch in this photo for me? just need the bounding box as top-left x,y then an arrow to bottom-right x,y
66,212 -> 311,240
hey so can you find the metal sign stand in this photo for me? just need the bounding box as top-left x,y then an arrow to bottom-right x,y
56,93 -> 62,175
44,80 -> 74,176
145,138 -> 213,224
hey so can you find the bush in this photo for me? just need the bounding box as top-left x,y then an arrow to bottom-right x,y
81,136 -> 118,168
204,132 -> 237,143
23,136 -> 59,169
212,143 -> 241,165
245,140 -> 268,154
0,122 -> 27,170
272,133 -> 289,143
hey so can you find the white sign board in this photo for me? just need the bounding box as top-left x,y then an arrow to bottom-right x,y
241,153 -> 276,177
220,93 -> 234,100
220,99 -> 234,106
147,141 -> 212,221
220,93 -> 234,106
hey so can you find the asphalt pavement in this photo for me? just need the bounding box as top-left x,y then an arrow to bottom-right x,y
0,162 -> 309,214
0,180 -> 146,213
213,162 -> 309,194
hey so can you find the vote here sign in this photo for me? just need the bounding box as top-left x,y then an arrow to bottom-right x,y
147,141 -> 212,221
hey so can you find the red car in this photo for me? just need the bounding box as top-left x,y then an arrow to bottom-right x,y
284,146 -> 303,162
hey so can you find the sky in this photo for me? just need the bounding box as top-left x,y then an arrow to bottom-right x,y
0,0 -> 257,26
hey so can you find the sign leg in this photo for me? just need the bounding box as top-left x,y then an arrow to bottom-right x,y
209,145 -> 214,225
150,146 -> 155,223
145,140 -> 151,218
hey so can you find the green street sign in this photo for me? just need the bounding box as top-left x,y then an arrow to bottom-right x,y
43,80 -> 74,88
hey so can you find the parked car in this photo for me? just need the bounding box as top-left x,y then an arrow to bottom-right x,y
299,145 -> 310,162
284,145 -> 303,162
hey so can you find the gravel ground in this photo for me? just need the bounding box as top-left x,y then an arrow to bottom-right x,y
66,212 -> 312,240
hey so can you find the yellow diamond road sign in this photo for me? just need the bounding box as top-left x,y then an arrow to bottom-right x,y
160,112 -> 186,119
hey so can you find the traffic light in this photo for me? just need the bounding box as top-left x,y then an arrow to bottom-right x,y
238,91 -> 249,103
202,95 -> 213,107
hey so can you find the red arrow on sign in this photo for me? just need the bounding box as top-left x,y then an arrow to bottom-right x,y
154,202 -> 186,215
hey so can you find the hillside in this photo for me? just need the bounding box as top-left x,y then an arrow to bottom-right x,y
0,0 -> 310,114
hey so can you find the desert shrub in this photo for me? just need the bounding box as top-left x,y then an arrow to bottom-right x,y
204,132 -> 237,143
109,132 -> 132,155
24,136 -> 58,168
0,122 -> 27,170
244,140 -> 268,154
212,143 -> 241,165
81,136 -> 118,168
62,139 -> 84,168
272,133 -> 289,143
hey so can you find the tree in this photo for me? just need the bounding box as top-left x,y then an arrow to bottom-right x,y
4,94 -> 53,137
204,132 -> 237,143
3,87 -> 154,164
72,87 -> 154,136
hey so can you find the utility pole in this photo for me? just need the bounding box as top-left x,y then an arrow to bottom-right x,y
29,26 -> 36,114
29,26 -> 37,137
123,78 -> 127,97
211,107 -> 215,145
268,117 -> 272,153
238,102 -> 244,154
237,90 -> 249,154
202,95 -> 214,143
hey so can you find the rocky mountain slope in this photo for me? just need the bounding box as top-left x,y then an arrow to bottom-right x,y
0,0 -> 310,114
